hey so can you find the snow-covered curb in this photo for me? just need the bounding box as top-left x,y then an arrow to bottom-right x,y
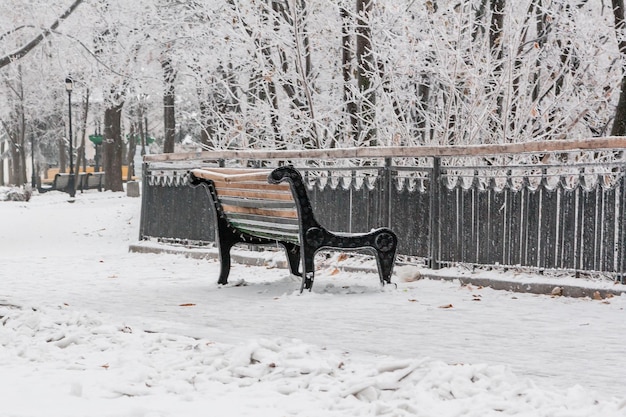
129,240 -> 626,299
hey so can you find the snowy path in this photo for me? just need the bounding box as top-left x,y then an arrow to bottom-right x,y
1,191 -> 625,416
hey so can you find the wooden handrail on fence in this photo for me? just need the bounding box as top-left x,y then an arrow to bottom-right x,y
144,137 -> 626,163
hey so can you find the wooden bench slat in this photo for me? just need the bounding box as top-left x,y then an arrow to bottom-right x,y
217,188 -> 294,201
221,204 -> 298,219
229,219 -> 300,242
234,227 -> 300,243
210,180 -> 291,192
229,223 -> 300,236
230,213 -> 299,231
220,196 -> 296,209
226,212 -> 300,226
227,211 -> 300,242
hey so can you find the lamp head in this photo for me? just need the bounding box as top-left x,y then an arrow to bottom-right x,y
65,77 -> 73,92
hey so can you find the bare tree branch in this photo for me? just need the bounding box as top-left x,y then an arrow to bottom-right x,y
0,0 -> 85,69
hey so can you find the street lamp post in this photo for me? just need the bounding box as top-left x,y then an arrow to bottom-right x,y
30,132 -> 36,189
65,77 -> 75,198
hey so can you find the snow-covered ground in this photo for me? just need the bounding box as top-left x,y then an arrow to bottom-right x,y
1,189 -> 625,416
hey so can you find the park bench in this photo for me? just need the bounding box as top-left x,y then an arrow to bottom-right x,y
188,166 -> 398,292
39,172 -> 105,193
38,173 -> 73,193
83,172 -> 105,191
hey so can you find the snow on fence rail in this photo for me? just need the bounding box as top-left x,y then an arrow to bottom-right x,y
140,138 -> 626,283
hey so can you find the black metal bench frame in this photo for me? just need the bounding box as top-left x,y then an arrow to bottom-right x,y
189,166 -> 398,292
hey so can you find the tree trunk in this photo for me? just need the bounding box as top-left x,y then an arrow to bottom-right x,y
0,140 -> 4,185
472,0 -> 488,42
58,136 -> 67,174
198,97 -> 212,149
8,140 -> 21,185
356,0 -> 376,146
162,57 -> 176,153
611,0 -> 626,136
138,105 -> 147,156
74,91 -> 90,192
103,102 -> 124,191
489,0 -> 506,137
127,123 -> 137,181
17,92 -> 27,185
489,0 -> 505,59
341,6 -> 357,144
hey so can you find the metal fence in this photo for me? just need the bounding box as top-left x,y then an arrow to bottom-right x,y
139,141 -> 626,282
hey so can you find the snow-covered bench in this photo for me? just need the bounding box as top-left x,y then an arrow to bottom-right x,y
188,166 -> 398,292
83,172 -> 105,191
38,173 -> 73,193
39,172 -> 105,194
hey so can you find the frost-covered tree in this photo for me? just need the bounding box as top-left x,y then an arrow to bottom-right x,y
0,0 -> 85,185
3,0 -> 626,188
611,0 -> 626,136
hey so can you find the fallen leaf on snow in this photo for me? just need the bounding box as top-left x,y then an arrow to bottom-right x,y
439,304 -> 454,309
337,253 -> 349,262
330,268 -> 340,276
179,303 -> 196,307
592,291 -> 603,300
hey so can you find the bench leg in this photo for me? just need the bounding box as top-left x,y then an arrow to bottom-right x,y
300,246 -> 316,293
372,229 -> 398,286
215,219 -> 242,286
217,240 -> 235,285
303,226 -> 397,290
283,243 -> 301,277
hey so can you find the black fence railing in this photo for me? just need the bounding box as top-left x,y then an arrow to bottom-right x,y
139,140 -> 626,283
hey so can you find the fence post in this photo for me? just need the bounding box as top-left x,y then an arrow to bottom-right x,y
615,166 -> 626,284
381,157 -> 392,228
138,161 -> 150,241
430,157 -> 441,269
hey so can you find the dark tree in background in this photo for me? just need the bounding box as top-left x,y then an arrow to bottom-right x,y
161,55 -> 177,154
0,0 -> 85,186
611,0 -> 626,136
356,0 -> 376,146
103,100 -> 124,192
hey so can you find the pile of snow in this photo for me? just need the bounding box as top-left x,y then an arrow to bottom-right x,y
1,303 -> 623,417
1,190 -> 625,416
0,186 -> 31,201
